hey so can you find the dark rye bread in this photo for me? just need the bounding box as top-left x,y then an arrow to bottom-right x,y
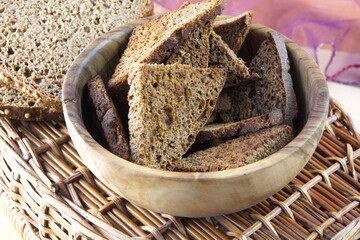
0,0 -> 153,120
0,85 -> 62,121
209,30 -> 251,87
172,125 -> 294,172
196,108 -> 283,143
127,63 -> 226,170
215,84 -> 251,122
87,76 -> 130,160
214,11 -> 253,53
166,20 -> 212,68
250,31 -> 298,124
216,31 -> 298,124
108,0 -> 224,100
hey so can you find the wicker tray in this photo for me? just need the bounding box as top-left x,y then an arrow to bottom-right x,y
0,97 -> 359,240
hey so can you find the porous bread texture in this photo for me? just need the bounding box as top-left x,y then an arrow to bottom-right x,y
166,21 -> 212,68
0,85 -> 62,121
216,31 -> 297,124
214,11 -> 253,53
0,86 -> 40,108
108,0 -> 224,99
250,31 -> 297,124
209,31 -> 250,87
0,0 -> 153,120
173,125 -> 294,172
87,76 -> 130,160
196,108 -> 283,143
127,63 -> 226,170
215,83 -> 252,122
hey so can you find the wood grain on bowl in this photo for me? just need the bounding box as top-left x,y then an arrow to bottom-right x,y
62,17 -> 329,217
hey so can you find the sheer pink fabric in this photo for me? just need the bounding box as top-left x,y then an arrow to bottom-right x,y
154,0 -> 360,86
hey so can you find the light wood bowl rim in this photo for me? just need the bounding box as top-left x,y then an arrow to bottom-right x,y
62,17 -> 329,216
63,20 -> 328,179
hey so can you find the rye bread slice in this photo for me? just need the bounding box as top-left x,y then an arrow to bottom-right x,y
108,0 -> 224,100
87,76 -> 130,160
214,83 -> 251,122
214,11 -> 253,53
166,20 -> 212,68
127,63 -> 226,170
0,85 -> 62,121
209,30 -> 251,87
250,31 -> 297,124
196,109 -> 283,143
0,0 -> 153,120
217,31 -> 298,124
173,125 -> 294,172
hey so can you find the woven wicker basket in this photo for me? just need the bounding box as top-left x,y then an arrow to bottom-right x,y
0,97 -> 359,240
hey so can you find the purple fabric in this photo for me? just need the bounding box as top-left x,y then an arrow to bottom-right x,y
154,0 -> 360,86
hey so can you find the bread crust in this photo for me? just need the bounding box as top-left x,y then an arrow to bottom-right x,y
0,79 -> 63,121
87,76 -> 130,160
0,0 -> 153,121
0,105 -> 63,121
268,32 -> 298,124
0,69 -> 62,114
173,125 -> 294,172
196,109 -> 283,143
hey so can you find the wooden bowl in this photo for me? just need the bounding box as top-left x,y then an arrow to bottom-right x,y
63,18 -> 329,217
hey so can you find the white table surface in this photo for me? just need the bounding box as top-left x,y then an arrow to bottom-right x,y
0,58 -> 359,240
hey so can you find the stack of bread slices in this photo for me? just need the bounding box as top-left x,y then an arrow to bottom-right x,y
0,0 -> 153,121
88,0 -> 298,172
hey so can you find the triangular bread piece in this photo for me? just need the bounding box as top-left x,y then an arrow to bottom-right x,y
214,11 -> 253,53
0,85 -> 62,121
166,20 -> 212,68
127,63 -> 226,170
209,31 -> 251,87
173,125 -> 294,172
108,0 -> 224,100
196,109 -> 283,143
217,31 -> 297,124
87,76 -> 130,160
0,0 -> 153,120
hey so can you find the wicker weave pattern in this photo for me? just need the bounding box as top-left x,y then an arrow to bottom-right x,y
0,98 -> 359,240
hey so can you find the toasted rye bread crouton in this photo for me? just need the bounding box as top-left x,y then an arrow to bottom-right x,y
87,76 -> 130,160
173,125 -> 294,172
108,0 -> 224,102
214,11 -> 253,53
127,63 -> 226,170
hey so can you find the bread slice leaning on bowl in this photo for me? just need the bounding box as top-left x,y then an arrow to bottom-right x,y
87,75 -> 130,160
215,31 -> 298,125
63,16 -> 329,217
